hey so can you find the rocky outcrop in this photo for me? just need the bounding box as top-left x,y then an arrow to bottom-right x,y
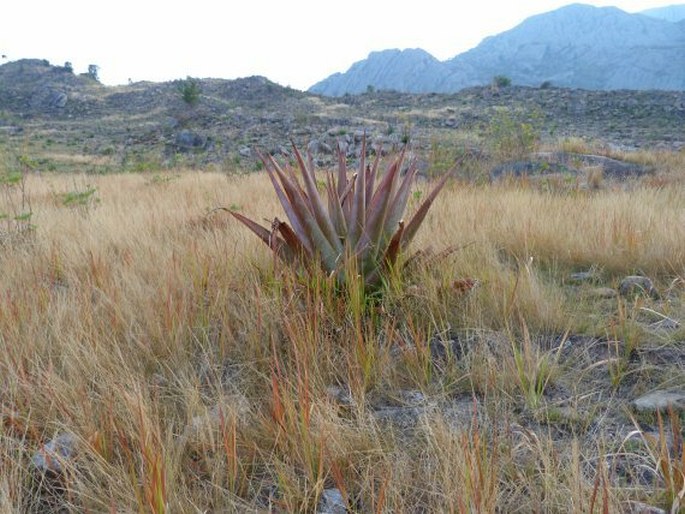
0,58 -> 103,114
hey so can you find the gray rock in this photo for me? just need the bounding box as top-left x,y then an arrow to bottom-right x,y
372,390 -> 437,429
307,139 -> 333,155
30,87 -> 68,109
336,140 -> 349,155
353,130 -> 366,143
632,390 -> 685,413
619,276 -> 659,299
569,270 -> 599,284
397,390 -> 428,406
491,159 -> 571,180
317,488 -> 347,514
429,332 -> 470,361
625,501 -> 667,514
182,394 -> 251,443
648,317 -> 680,331
175,130 -> 206,150
490,152 -> 651,181
32,432 -> 77,474
326,385 -> 355,409
585,287 -> 618,299
238,146 -> 251,158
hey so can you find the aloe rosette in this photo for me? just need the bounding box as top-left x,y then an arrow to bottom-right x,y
230,139 -> 452,289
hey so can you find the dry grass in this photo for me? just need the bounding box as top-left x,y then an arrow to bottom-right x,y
0,158 -> 683,512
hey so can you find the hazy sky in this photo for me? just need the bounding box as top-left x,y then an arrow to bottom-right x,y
0,0 -> 673,90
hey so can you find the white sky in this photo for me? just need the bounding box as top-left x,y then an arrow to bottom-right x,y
0,1 -> 673,91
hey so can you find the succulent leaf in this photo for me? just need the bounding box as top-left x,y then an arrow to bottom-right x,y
291,143 -> 343,255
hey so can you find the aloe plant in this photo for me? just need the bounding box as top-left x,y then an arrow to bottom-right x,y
230,139 -> 452,290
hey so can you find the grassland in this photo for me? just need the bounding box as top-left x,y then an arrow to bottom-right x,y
0,148 -> 684,512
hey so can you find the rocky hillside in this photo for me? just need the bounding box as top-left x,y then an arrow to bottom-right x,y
310,4 -> 685,96
0,59 -> 683,175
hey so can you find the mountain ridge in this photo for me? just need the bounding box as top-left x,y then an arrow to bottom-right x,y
309,3 -> 685,96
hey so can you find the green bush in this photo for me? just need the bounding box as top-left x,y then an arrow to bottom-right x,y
178,76 -> 202,107
486,109 -> 540,161
493,75 -> 512,88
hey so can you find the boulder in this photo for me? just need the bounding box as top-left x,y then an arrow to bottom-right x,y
175,130 -> 206,151
32,432 -> 77,475
307,139 -> 333,155
569,270 -> 599,284
317,488 -> 347,514
632,390 -> 685,413
29,87 -> 68,109
619,276 -> 659,299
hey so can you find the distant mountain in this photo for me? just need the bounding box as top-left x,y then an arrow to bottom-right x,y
309,49 -> 447,96
640,4 -> 685,22
309,3 -> 685,96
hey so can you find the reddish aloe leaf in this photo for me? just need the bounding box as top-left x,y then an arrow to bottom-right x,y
326,171 -> 347,241
383,220 -> 406,269
364,151 -> 405,253
366,149 -> 381,209
370,147 -> 405,207
261,153 -> 313,254
401,170 -> 453,248
291,143 -> 344,255
340,173 -> 357,207
229,211 -> 291,261
336,143 -> 348,199
348,136 -> 367,245
269,153 -> 309,212
274,217 -> 311,262
266,154 -> 338,269
365,219 -> 406,286
382,162 -> 418,240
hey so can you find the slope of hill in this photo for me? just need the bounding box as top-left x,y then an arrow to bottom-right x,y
640,3 -> 685,21
1,59 -> 683,176
309,3 -> 685,96
0,58 -> 104,112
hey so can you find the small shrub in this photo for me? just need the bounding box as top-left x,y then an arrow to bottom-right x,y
492,75 -> 511,88
486,109 -> 540,161
0,154 -> 35,245
178,77 -> 202,107
60,183 -> 99,214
